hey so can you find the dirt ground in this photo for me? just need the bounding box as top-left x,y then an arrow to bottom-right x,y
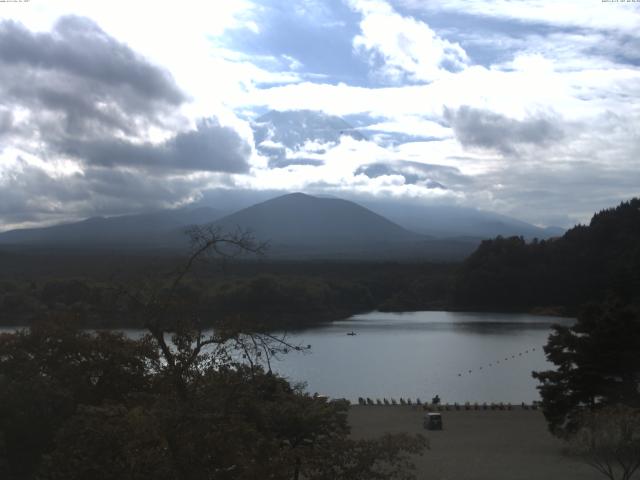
348,405 -> 602,480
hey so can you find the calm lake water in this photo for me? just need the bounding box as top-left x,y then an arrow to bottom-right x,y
1,311 -> 573,403
266,311 -> 573,403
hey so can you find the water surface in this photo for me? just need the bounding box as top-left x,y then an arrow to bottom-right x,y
266,311 -> 572,403
1,311 -> 573,403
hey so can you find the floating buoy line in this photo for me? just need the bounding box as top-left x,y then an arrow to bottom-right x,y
456,346 -> 539,377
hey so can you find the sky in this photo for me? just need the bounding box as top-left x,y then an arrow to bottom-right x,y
0,0 -> 639,231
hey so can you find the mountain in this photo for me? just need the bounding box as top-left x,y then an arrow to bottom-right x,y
0,191 -> 555,261
213,192 -> 418,246
209,193 -> 479,260
0,207 -> 225,249
196,189 -> 565,240
361,201 -> 564,240
251,110 -> 365,168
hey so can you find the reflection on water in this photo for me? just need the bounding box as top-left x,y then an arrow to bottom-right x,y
268,311 -> 574,403
1,311 -> 574,404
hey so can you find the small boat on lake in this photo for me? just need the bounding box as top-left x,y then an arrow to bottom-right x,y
346,331 -> 357,336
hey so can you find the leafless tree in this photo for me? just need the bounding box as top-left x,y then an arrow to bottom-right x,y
122,225 -> 308,399
569,405 -> 640,480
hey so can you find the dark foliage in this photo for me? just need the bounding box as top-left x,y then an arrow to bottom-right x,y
0,318 -> 426,480
453,198 -> 640,312
0,317 -> 157,479
532,302 -> 640,437
0,261 -> 455,329
0,228 -> 426,480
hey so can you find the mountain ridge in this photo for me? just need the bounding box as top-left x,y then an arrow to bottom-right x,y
0,192 -> 561,260
0,206 -> 225,248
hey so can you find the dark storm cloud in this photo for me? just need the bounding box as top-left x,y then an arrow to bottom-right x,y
0,17 -> 253,227
0,16 -> 185,106
0,16 -> 251,174
0,16 -> 187,140
0,109 -> 12,135
0,160 -> 216,228
56,119 -> 251,173
0,161 -> 92,226
443,106 -> 564,154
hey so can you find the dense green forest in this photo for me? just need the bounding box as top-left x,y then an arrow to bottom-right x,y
453,198 -> 640,313
0,257 -> 454,329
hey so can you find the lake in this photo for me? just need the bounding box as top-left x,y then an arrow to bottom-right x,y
1,311 -> 573,404
267,311 -> 573,404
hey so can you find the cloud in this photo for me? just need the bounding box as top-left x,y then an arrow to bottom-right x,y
1,2 -> 639,231
251,109 -> 363,167
468,157 -> 640,227
0,17 -> 187,141
0,109 -> 12,136
219,0 -> 369,87
361,117 -> 451,138
350,0 -> 469,83
56,118 -> 251,173
396,0 -> 640,33
0,16 -> 252,228
0,16 -> 190,146
355,161 -> 451,188
0,16 -> 185,105
0,158 -> 219,230
443,106 -> 564,155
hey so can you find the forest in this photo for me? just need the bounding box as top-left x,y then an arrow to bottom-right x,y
0,257 -> 454,329
452,198 -> 640,313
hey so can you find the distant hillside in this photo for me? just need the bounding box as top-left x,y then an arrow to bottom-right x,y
0,192 -> 494,261
210,193 -> 478,260
452,198 -> 640,311
362,201 -> 564,240
0,207 -> 225,249
213,192 -> 417,247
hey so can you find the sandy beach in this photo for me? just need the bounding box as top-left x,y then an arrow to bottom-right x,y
349,405 -> 601,480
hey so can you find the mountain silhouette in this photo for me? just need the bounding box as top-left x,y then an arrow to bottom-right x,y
209,193 -> 480,260
212,192 -> 420,248
362,201 -> 564,240
0,193 -> 531,260
0,207 -> 224,248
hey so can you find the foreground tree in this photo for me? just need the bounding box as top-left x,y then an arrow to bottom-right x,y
0,317 -> 156,479
533,302 -> 640,437
569,406 -> 640,480
1,226 -> 426,480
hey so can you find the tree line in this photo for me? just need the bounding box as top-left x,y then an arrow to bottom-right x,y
0,263 -> 454,329
453,198 -> 640,312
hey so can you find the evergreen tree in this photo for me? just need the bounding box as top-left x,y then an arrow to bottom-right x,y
533,302 -> 640,437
